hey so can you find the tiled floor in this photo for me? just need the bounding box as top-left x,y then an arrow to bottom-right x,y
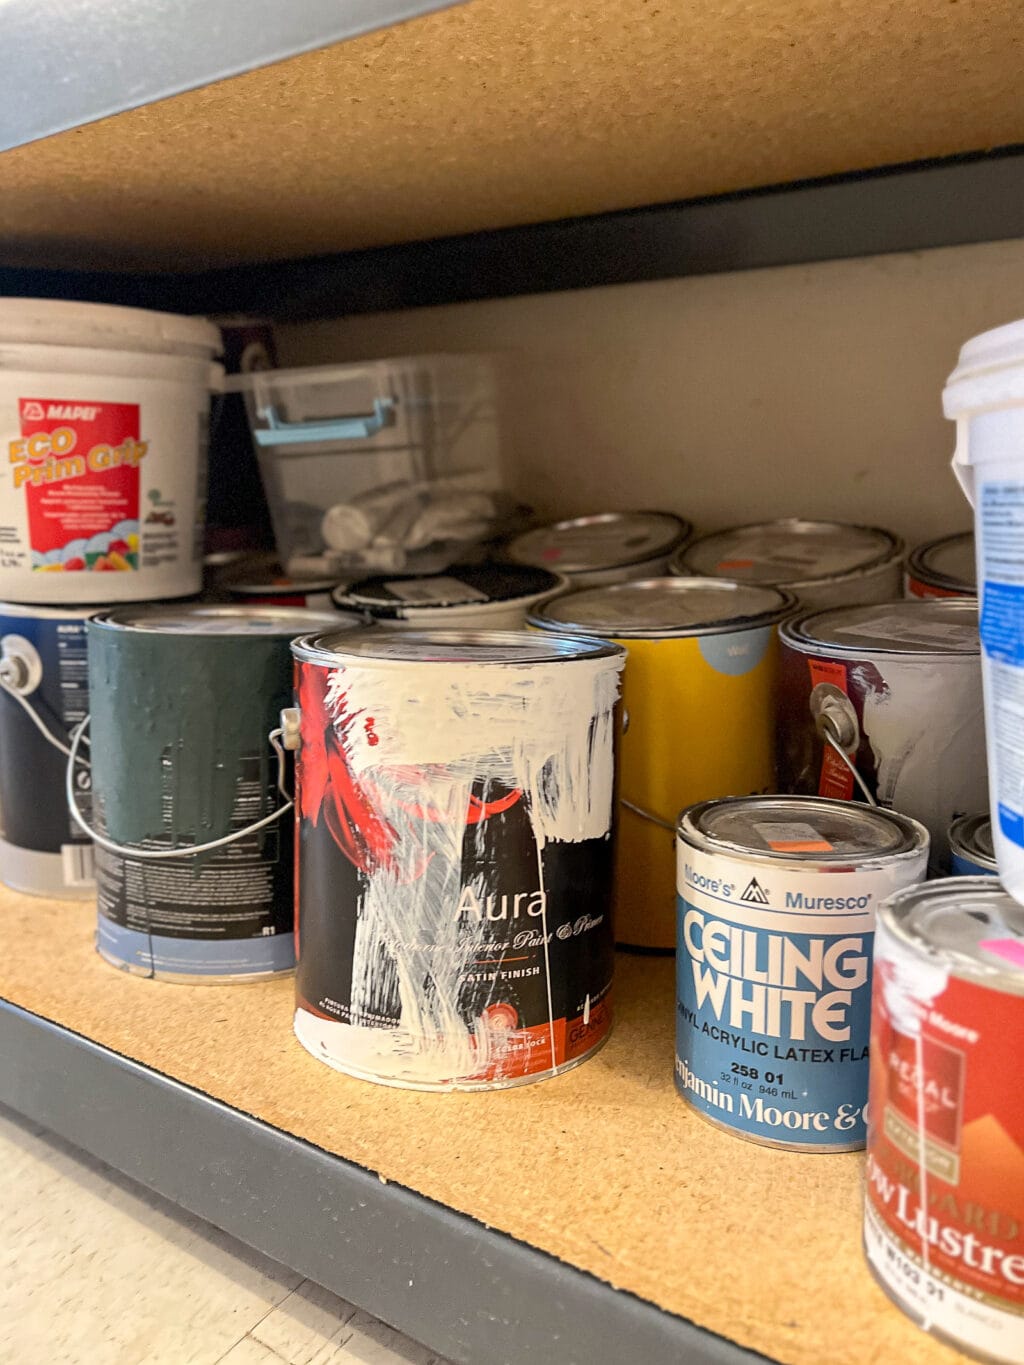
0,1105 -> 450,1365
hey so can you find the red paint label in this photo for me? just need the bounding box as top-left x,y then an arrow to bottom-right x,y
11,398 -> 145,572
906,575 -> 967,599
807,657 -> 855,800
867,958 -> 1024,1320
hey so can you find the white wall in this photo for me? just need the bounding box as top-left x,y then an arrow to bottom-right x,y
276,239 -> 1024,548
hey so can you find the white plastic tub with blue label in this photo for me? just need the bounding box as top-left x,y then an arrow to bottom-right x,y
945,319 -> 1024,903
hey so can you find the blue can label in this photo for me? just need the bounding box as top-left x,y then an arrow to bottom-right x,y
950,850 -> 997,877
675,840 -> 926,1148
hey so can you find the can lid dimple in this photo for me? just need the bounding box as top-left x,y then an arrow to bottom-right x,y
880,879 -> 1024,992
529,577 -> 792,637
782,598 -> 980,655
91,604 -> 356,635
507,512 -> 689,573
679,795 -> 928,862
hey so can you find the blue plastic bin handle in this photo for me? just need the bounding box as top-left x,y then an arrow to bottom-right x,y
253,396 -> 397,446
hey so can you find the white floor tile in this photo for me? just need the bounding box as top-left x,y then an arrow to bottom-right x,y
249,1282 -> 446,1365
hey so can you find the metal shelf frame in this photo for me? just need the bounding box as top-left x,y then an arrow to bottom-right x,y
0,998 -> 767,1365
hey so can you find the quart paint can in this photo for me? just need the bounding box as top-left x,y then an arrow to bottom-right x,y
778,599 -> 987,872
945,320 -> 1024,905
905,531 -> 976,599
864,879 -> 1024,1364
505,512 -> 691,587
672,519 -> 904,611
333,562 -> 565,629
0,299 -> 222,604
0,603 -> 100,898
87,603 -> 352,982
289,628 -> 625,1090
676,796 -> 928,1150
530,578 -> 792,950
948,813 -> 998,876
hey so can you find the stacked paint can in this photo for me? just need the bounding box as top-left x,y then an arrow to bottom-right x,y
0,300 -> 224,899
530,578 -> 792,949
505,511 -> 690,586
287,628 -> 626,1088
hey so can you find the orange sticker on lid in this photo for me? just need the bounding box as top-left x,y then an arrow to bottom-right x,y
717,558 -> 754,570
754,821 -> 835,853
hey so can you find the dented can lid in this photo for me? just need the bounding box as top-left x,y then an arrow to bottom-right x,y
782,597 -> 980,656
91,603 -> 355,636
334,562 -> 564,617
292,627 -> 624,667
507,512 -> 689,574
678,795 -> 928,863
906,531 -> 976,595
529,576 -> 792,638
878,879 -> 1024,993
674,519 -> 902,588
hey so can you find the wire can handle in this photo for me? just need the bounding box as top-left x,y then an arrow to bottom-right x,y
65,717 -> 295,861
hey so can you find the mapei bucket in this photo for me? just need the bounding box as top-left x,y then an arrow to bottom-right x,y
0,299 -> 223,604
945,318 -> 1024,902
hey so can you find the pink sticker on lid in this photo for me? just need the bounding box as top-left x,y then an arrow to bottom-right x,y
979,937 -> 1024,970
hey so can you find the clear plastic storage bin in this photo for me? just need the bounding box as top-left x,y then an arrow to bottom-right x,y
228,353 -> 505,576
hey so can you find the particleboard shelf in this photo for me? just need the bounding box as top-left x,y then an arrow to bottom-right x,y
1,0 -> 1024,273
0,892 -> 972,1365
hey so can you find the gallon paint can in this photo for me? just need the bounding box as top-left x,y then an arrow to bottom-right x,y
865,878 -> 1024,1364
905,531 -> 976,599
87,603 -> 352,982
0,299 -> 223,604
333,562 -> 565,630
778,599 -> 987,872
676,796 -> 928,1150
672,518 -> 904,611
289,628 -> 625,1090
0,602 -> 100,898
945,320 -> 1024,905
221,551 -> 340,610
530,578 -> 792,950
948,813 -> 998,876
506,511 -> 691,587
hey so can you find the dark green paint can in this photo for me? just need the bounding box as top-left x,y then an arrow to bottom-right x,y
87,602 -> 358,982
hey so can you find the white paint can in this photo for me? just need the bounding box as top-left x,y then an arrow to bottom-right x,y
289,628 -> 625,1089
945,318 -> 1024,903
0,299 -> 222,604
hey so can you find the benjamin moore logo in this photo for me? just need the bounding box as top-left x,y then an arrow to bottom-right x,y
740,877 -> 770,905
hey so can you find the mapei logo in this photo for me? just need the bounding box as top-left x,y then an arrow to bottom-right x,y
20,401 -> 44,421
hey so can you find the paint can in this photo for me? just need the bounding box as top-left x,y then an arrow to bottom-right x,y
333,562 -> 565,630
672,519 -> 904,610
675,796 -> 928,1150
778,599 -> 988,871
530,578 -> 792,950
948,813 -> 998,876
222,552 -> 340,610
0,299 -> 222,603
864,878 -> 1024,1364
84,603 -> 352,982
505,512 -> 691,587
288,628 -> 625,1090
0,603 -> 101,898
905,531 -> 976,599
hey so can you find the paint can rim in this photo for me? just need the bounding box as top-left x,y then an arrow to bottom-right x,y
291,627 -> 625,667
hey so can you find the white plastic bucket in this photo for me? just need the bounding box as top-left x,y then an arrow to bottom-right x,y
944,316 -> 1024,902
0,300 -> 222,604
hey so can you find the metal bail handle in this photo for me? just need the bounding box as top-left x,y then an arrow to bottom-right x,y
65,716 -> 296,861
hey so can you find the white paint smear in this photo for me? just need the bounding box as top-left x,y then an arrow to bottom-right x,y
298,655 -> 623,1087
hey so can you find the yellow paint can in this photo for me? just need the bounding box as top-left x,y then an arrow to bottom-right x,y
530,578 -> 793,948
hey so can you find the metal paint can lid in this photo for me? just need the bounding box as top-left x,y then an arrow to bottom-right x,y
674,519 -> 902,588
678,795 -> 928,864
528,577 -> 793,638
333,563 -> 564,617
878,878 -> 1024,993
906,531 -> 976,594
0,601 -> 110,621
292,627 -> 624,667
92,604 -> 356,635
782,597 -> 980,656
506,512 -> 689,574
948,813 -> 997,872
